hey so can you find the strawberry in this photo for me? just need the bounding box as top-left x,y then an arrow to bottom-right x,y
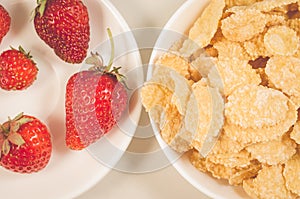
34,0 -> 90,64
0,46 -> 38,91
0,113 -> 52,173
65,29 -> 127,150
0,4 -> 10,43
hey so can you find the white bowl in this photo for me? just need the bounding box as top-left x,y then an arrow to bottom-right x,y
148,0 -> 250,198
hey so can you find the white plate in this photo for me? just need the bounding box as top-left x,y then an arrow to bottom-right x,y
0,0 -> 142,198
149,0 -> 250,198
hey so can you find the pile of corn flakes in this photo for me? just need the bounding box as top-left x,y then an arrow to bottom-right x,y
141,0 -> 300,198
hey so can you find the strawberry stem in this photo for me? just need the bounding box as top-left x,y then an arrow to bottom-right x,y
13,112 -> 24,121
36,0 -> 47,17
85,28 -> 128,88
106,28 -> 115,71
0,113 -> 32,155
2,139 -> 10,155
8,133 -> 25,147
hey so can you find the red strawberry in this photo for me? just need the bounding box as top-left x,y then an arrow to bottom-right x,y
34,0 -> 90,64
0,4 -> 10,43
65,29 -> 127,150
0,46 -> 38,90
0,113 -> 52,173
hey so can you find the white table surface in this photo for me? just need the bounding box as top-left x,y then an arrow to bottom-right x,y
77,1 -> 210,198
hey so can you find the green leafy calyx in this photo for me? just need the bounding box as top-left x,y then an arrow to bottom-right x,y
36,0 -> 47,17
0,113 -> 32,158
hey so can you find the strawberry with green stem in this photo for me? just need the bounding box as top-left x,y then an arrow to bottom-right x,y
0,113 -> 52,173
65,28 -> 128,150
0,46 -> 38,91
34,0 -> 90,64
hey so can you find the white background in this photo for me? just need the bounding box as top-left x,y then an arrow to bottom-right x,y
78,1 -> 210,199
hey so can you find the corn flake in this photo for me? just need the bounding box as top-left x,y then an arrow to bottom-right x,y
149,105 -> 165,124
170,124 -> 193,153
171,92 -> 201,152
155,53 -> 191,79
160,103 -> 183,144
227,0 -> 298,13
200,88 -> 225,157
206,158 -> 239,180
221,9 -> 267,42
184,93 -> 199,136
291,121 -> 300,144
188,0 -> 225,48
294,47 -> 300,59
229,160 -> 262,186
214,39 -> 250,61
207,150 -> 252,168
225,85 -> 290,129
170,71 -> 192,115
284,153 -> 300,196
190,149 -> 208,172
204,45 -> 218,58
243,34 -> 270,60
191,149 -> 262,185
213,59 -> 261,96
264,25 -> 299,56
265,56 -> 300,108
190,80 -> 225,157
243,165 -> 297,199
211,131 -> 246,155
163,47 -> 201,81
141,83 -> 172,112
223,99 -> 297,144
287,18 -> 300,36
266,13 -> 287,26
246,134 -> 297,165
